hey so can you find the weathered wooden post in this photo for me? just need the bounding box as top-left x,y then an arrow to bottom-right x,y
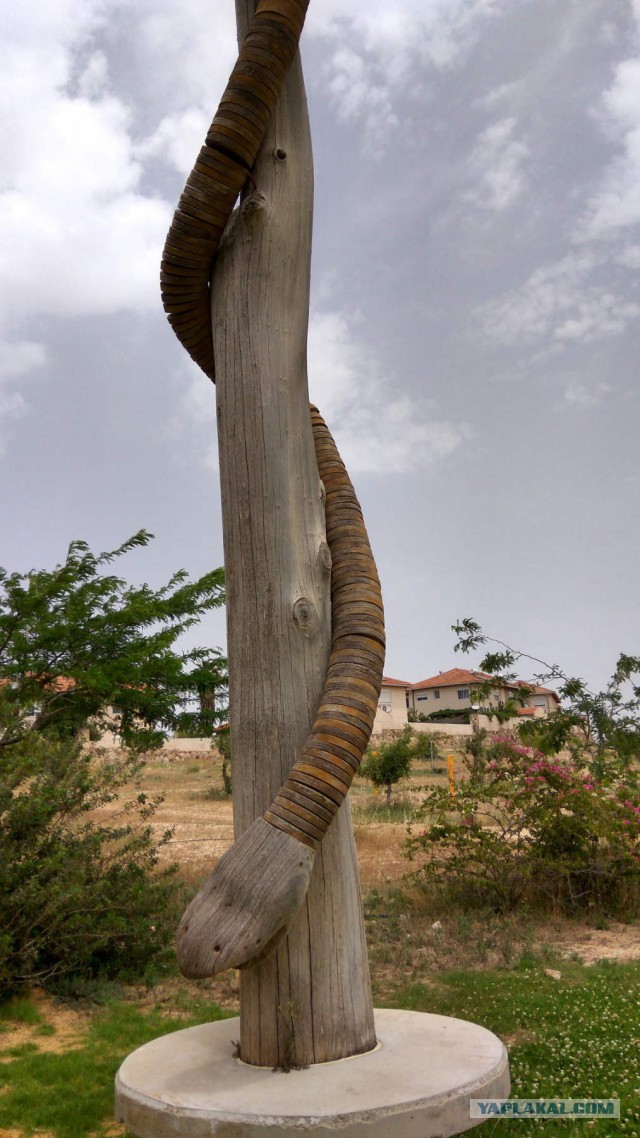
209,1 -> 375,1068
115,0 -> 510,1130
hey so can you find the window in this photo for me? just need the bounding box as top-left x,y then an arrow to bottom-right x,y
434,690 -> 440,699
417,695 -> 428,702
457,688 -> 470,700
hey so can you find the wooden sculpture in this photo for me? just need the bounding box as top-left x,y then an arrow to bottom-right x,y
162,0 -> 384,1067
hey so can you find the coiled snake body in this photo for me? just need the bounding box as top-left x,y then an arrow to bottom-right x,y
163,0 -> 385,978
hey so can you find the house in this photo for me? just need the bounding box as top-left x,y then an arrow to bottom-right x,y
512,682 -> 561,718
372,676 -> 411,733
408,668 -> 560,718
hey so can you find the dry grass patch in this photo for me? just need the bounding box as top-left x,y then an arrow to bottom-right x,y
0,992 -> 91,1060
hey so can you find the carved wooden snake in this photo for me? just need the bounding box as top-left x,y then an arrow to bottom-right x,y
162,0 -> 385,976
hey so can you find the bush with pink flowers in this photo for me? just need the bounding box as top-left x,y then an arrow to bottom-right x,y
406,735 -> 640,916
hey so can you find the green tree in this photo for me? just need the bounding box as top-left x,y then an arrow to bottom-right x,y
0,530 -> 227,753
452,617 -> 640,775
0,533 -> 227,993
0,735 -> 181,992
361,727 -> 414,806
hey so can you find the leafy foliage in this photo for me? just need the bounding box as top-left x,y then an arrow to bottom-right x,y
406,734 -> 640,916
409,731 -> 442,766
0,735 -> 183,993
452,617 -> 640,772
0,533 -> 227,994
0,530 -> 227,752
361,727 -> 414,805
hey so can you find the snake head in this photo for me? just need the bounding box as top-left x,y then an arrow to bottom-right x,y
176,816 -> 315,978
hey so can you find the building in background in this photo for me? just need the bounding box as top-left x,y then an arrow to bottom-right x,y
373,676 -> 412,733
408,668 -> 559,718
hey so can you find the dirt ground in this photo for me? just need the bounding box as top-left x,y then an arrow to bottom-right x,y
132,751 -> 444,886
0,989 -> 89,1058
1,750 -> 639,1083
129,752 -> 640,967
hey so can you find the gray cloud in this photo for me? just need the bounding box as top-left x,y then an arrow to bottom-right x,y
1,0 -> 639,691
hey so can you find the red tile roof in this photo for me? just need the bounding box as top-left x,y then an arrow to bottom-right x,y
0,673 -> 76,691
514,681 -> 560,702
381,675 -> 411,687
410,669 -> 560,703
410,668 -> 496,691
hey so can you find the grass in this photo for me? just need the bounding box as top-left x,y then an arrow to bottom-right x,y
389,958 -> 640,1137
200,783 -> 231,800
352,794 -> 415,823
2,955 -> 639,1138
363,885 -> 539,992
3,750 -> 639,1137
0,996 -> 45,1029
0,993 -> 234,1138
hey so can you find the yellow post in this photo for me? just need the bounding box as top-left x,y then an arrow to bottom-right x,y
447,753 -> 455,798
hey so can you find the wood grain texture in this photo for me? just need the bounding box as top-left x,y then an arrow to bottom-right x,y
161,0 -> 381,1067
212,3 -> 375,1064
160,0 -> 311,379
263,407 -> 384,847
176,817 -> 315,977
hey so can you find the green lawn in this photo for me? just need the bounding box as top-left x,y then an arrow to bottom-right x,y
1,960 -> 638,1138
390,958 -> 640,1136
0,995 -> 233,1138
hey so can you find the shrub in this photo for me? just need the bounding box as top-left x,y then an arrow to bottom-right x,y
361,727 -> 413,806
0,735 -> 183,994
410,731 -> 443,766
406,736 -> 640,917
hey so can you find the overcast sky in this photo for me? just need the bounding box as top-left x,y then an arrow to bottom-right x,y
2,0 -> 639,693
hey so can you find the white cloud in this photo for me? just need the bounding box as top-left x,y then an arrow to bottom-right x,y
0,339 -> 46,453
616,244 -> 640,268
308,310 -> 467,473
177,308 -> 467,476
0,3 -> 173,336
0,390 -> 27,454
131,0 -> 237,111
308,0 -> 517,73
137,108 -> 212,176
307,0 -> 523,149
170,356 -> 219,471
464,116 -> 529,211
479,251 -> 640,347
563,379 -> 611,409
577,57 -> 640,240
0,341 -> 46,383
321,46 -> 398,154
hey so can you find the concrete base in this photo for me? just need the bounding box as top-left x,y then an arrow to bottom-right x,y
115,1009 -> 510,1138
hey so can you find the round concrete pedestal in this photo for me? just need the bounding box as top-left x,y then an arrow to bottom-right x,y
115,1009 -> 509,1138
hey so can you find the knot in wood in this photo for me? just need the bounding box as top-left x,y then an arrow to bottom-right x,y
318,541 -> 332,573
292,596 -> 318,637
241,191 -> 269,223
